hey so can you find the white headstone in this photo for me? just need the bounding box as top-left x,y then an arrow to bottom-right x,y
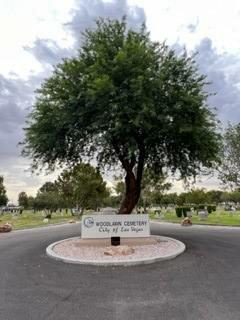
198,210 -> 208,220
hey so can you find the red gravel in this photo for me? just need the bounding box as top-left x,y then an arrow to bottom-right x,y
53,236 -> 183,262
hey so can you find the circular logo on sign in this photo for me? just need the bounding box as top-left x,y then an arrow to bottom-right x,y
84,217 -> 94,228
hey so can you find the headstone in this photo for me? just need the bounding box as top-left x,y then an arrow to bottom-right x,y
186,211 -> 192,218
198,210 -> 208,220
101,207 -> 117,215
157,212 -> 165,220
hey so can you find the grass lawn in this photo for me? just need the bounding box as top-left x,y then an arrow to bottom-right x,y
0,210 -> 79,230
150,209 -> 240,226
2,209 -> 240,230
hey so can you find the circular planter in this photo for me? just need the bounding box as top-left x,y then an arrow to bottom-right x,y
46,236 -> 186,267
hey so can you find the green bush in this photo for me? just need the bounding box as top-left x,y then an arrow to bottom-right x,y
182,206 -> 191,217
207,205 -> 217,214
175,207 -> 183,217
175,206 -> 191,217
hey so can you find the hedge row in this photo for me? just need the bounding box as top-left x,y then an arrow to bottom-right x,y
193,205 -> 217,214
176,205 -> 217,217
175,206 -> 191,218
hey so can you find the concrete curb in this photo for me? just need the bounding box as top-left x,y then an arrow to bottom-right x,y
46,236 -> 186,267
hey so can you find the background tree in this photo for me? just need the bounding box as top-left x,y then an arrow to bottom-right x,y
139,169 -> 172,210
22,18 -> 220,214
0,176 -> 8,206
39,181 -> 58,193
159,193 -> 178,207
27,196 -> 36,210
18,191 -> 29,209
219,123 -> 240,189
57,163 -> 108,214
34,191 -> 63,216
176,192 -> 187,206
229,191 -> 240,204
113,175 -> 126,205
206,190 -> 223,204
34,181 -> 64,217
185,188 -> 210,205
114,181 -> 125,201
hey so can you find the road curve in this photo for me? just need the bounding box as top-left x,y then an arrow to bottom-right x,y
0,222 -> 240,320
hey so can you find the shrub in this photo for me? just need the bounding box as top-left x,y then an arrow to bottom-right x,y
175,207 -> 183,217
182,206 -> 191,217
207,205 -> 217,214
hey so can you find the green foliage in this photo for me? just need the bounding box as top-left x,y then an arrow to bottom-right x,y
182,206 -> 191,217
139,168 -> 172,208
56,163 -> 109,212
34,191 -> 63,212
27,196 -> 35,209
18,192 -> 29,209
114,180 -> 125,202
228,191 -> 240,203
154,209 -> 240,226
0,176 -> 8,206
206,190 -> 223,204
185,188 -> 210,204
175,207 -> 182,217
39,182 -> 58,193
176,193 -> 187,206
207,205 -> 216,214
22,18 -> 221,213
219,123 -> 240,189
175,206 -> 191,217
158,193 -> 177,206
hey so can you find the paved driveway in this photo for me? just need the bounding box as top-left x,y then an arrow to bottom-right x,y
0,222 -> 240,320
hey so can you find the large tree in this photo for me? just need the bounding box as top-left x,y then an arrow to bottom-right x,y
22,18 -> 220,214
0,176 -> 8,206
218,123 -> 240,190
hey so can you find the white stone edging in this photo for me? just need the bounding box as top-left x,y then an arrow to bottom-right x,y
46,236 -> 186,267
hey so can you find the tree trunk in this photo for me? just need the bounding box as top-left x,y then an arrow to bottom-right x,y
118,170 -> 141,214
114,138 -> 145,214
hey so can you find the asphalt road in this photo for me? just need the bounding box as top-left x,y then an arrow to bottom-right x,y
1,222 -> 240,320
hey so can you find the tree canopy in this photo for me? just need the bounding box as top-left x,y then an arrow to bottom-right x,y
0,176 -> 8,206
18,191 -> 29,209
22,18 -> 221,213
56,163 -> 109,213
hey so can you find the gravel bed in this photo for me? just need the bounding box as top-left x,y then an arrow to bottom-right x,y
51,236 -> 185,264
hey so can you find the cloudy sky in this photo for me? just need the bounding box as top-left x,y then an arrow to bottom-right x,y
1,0 -> 240,203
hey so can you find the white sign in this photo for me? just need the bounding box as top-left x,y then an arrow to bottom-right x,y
81,214 -> 150,239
